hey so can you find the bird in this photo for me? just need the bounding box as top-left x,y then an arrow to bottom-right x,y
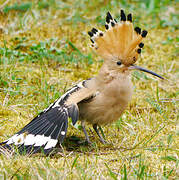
0,10 -> 164,155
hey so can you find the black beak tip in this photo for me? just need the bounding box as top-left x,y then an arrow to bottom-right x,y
132,65 -> 165,80
157,75 -> 165,80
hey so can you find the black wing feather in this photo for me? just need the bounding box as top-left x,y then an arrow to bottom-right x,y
0,80 -> 91,155
0,106 -> 69,155
67,104 -> 79,125
19,123 -> 57,154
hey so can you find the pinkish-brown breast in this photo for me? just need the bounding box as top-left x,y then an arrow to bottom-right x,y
79,74 -> 133,125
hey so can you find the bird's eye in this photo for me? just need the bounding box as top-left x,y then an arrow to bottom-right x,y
117,61 -> 122,66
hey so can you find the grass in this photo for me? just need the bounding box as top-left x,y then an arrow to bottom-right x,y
0,0 -> 178,179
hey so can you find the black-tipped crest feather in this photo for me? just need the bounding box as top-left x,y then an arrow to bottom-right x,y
135,27 -> 141,34
106,12 -> 113,23
120,10 -> 126,21
141,30 -> 148,37
127,13 -> 132,22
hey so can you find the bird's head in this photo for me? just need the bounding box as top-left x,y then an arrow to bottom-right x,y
88,10 -> 164,80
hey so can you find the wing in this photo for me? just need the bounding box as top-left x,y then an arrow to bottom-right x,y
0,79 -> 95,155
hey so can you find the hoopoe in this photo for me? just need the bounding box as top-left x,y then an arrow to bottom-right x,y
0,10 -> 164,155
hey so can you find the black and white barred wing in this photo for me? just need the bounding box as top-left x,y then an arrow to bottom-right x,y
2,106 -> 70,155
0,80 -> 94,155
0,101 -> 76,155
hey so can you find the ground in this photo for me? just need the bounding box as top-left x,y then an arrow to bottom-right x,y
0,0 -> 178,179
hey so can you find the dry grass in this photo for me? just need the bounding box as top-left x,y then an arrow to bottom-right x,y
0,0 -> 178,179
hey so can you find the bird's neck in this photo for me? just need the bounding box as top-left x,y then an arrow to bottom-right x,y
96,63 -> 131,85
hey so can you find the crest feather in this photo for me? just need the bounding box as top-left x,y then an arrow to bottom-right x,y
88,10 -> 148,65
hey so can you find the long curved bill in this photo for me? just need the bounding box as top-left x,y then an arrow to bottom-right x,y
130,65 -> 164,79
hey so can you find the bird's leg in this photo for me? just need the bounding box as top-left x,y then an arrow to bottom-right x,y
93,124 -> 107,144
81,121 -> 91,144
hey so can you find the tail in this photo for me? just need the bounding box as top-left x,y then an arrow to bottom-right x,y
88,10 -> 148,65
0,103 -> 78,155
